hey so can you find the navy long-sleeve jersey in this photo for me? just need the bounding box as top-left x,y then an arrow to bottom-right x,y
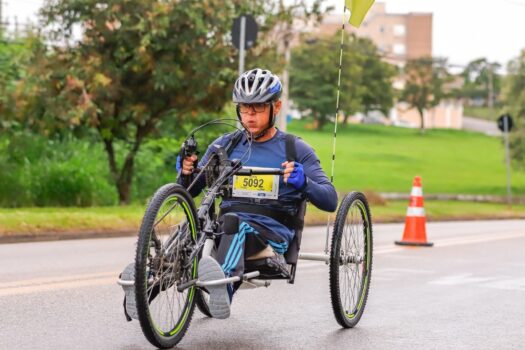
178,129 -> 337,245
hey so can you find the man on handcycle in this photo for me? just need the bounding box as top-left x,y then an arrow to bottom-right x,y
177,68 -> 337,319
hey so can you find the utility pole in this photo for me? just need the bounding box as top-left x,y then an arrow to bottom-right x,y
278,20 -> 295,133
502,116 -> 512,205
279,38 -> 291,132
0,0 -> 4,36
14,16 -> 18,39
238,15 -> 246,76
487,64 -> 494,108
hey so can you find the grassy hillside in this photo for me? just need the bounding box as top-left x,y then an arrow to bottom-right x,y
3,123 -> 525,237
1,121 -> 522,210
463,106 -> 500,121
288,120 -> 525,196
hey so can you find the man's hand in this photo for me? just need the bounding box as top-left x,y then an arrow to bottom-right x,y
281,161 -> 307,190
177,154 -> 198,175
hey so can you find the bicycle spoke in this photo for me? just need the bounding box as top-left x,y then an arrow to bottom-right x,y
341,201 -> 368,315
141,192 -> 196,334
154,200 -> 180,228
165,278 -> 177,330
331,194 -> 372,328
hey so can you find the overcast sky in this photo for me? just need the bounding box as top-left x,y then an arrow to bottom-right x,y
329,0 -> 525,69
3,0 -> 525,69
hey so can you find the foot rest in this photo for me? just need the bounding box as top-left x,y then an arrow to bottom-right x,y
245,256 -> 290,279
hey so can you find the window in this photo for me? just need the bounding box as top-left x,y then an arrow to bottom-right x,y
393,44 -> 406,55
394,24 -> 406,36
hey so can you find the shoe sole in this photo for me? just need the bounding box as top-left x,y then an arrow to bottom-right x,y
198,257 -> 230,319
121,263 -> 138,320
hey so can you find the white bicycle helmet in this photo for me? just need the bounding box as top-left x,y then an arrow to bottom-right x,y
233,68 -> 282,139
232,68 -> 282,104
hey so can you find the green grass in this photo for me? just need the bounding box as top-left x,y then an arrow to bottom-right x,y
463,106 -> 501,121
1,200 -> 524,238
2,120 -> 525,238
288,120 -> 525,196
0,206 -> 145,237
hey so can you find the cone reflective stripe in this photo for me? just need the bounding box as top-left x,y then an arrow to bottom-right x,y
395,176 -> 433,247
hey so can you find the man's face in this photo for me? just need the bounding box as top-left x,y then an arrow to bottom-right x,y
239,100 -> 282,135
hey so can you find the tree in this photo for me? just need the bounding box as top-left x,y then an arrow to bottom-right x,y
461,57 -> 501,107
14,0 -> 325,204
400,57 -> 450,133
502,50 -> 525,169
0,35 -> 39,130
290,34 -> 395,130
356,37 -> 396,118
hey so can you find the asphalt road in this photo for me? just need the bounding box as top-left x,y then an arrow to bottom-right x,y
1,220 -> 525,350
462,116 -> 500,136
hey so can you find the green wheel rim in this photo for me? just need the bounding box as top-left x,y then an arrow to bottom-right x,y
146,196 -> 197,337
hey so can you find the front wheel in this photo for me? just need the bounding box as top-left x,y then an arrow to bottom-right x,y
329,191 -> 373,328
135,183 -> 199,349
195,289 -> 212,317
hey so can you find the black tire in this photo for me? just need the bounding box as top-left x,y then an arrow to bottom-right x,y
135,183 -> 199,349
195,289 -> 212,317
329,191 -> 373,328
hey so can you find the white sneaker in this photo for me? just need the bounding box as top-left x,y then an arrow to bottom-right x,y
198,256 -> 231,319
120,263 -> 138,320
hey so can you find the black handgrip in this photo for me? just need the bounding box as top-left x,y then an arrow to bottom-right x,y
236,169 -> 253,176
236,168 -> 283,176
179,135 -> 199,178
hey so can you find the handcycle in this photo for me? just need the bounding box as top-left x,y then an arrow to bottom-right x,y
117,121 -> 373,349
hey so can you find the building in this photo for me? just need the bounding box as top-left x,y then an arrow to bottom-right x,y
318,3 -> 432,67
313,3 -> 463,129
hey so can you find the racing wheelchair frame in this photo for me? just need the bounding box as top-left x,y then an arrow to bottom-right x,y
117,127 -> 373,349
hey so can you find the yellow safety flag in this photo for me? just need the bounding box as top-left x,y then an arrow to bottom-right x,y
345,0 -> 375,27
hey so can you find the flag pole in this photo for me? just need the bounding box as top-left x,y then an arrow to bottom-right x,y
324,4 -> 348,254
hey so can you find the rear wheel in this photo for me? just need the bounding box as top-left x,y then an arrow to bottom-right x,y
329,191 -> 373,328
135,184 -> 199,349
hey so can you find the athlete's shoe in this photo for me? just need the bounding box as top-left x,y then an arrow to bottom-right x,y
266,254 -> 291,278
198,256 -> 231,319
119,263 -> 138,321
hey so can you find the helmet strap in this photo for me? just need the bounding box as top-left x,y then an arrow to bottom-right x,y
252,103 -> 275,140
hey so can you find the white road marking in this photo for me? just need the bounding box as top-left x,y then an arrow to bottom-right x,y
482,278 -> 525,291
0,271 -> 120,297
374,268 -> 435,275
2,231 -> 524,296
429,274 -> 499,286
429,274 -> 525,292
433,232 -> 525,248
376,231 -> 525,253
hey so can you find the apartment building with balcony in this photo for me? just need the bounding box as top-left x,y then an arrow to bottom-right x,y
313,4 -> 462,129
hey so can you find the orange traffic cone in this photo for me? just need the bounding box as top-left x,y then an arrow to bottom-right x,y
395,176 -> 433,247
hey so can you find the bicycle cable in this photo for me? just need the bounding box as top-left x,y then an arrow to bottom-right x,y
181,118 -> 255,193
184,118 -> 254,165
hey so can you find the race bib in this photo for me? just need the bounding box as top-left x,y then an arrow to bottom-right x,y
232,168 -> 279,200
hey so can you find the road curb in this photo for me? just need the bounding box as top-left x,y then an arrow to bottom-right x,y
2,216 -> 525,244
0,230 -> 136,244
380,192 -> 525,204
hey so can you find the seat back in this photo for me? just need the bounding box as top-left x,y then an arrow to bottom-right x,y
283,199 -> 307,265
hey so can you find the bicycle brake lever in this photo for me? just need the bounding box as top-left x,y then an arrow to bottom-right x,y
179,134 -> 199,176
